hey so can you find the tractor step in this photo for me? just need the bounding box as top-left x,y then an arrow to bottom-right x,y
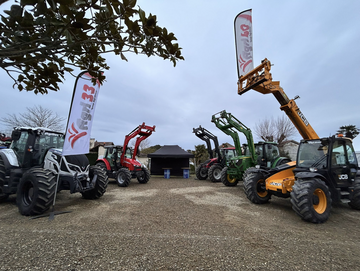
338,189 -> 353,204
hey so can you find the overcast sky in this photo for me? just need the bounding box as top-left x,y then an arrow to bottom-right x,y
1,0 -> 360,152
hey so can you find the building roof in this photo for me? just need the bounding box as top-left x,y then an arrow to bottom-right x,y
147,145 -> 194,158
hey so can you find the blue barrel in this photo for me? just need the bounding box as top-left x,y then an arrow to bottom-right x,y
183,169 -> 189,179
164,169 -> 170,179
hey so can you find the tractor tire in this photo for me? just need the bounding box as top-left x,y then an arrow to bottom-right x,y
290,178 -> 332,223
0,156 -> 9,202
243,172 -> 271,204
96,161 -> 107,172
16,167 -> 56,216
220,167 -> 238,186
348,178 -> 360,210
81,166 -> 109,200
195,164 -> 208,180
208,164 -> 223,183
116,168 -> 131,187
137,167 -> 151,184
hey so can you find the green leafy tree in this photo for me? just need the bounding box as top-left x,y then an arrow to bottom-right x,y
0,0 -> 184,94
336,125 -> 359,139
193,144 -> 209,166
141,144 -> 161,155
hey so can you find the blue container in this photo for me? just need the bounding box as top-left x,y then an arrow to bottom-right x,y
183,169 -> 189,179
164,169 -> 170,179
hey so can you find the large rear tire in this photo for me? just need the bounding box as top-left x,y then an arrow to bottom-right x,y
0,156 -> 9,202
195,164 -> 208,180
116,168 -> 131,187
290,178 -> 332,223
349,178 -> 360,210
81,166 -> 109,199
208,164 -> 223,182
16,168 -> 56,216
137,167 -> 150,184
220,167 -> 238,186
243,172 -> 271,204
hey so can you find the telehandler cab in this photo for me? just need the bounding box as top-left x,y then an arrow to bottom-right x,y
238,59 -> 360,223
193,126 -> 237,182
211,110 -> 290,186
96,123 -> 155,187
0,127 -> 108,216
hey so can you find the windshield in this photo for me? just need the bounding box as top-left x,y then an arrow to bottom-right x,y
224,149 -> 237,159
38,132 -> 65,149
297,140 -> 328,168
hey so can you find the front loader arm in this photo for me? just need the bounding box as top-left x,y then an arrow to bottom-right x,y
237,58 -> 319,140
212,111 -> 257,164
193,126 -> 220,159
121,123 -> 156,162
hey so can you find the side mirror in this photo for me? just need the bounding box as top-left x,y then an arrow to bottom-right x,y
11,130 -> 21,141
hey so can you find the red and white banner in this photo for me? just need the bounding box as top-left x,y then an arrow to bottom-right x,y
62,71 -> 101,156
234,9 -> 253,78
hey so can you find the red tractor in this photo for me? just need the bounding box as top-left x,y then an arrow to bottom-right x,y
193,126 -> 237,182
96,123 -> 155,187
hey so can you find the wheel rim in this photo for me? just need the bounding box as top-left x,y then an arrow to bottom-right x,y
213,168 -> 221,180
117,173 -> 125,184
256,179 -> 268,198
23,182 -> 34,206
227,174 -> 237,184
138,171 -> 144,181
200,168 -> 207,178
313,188 -> 327,214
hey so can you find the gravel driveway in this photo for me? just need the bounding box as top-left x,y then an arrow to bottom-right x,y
1,176 -> 360,270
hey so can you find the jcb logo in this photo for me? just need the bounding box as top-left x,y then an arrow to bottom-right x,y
338,174 -> 348,180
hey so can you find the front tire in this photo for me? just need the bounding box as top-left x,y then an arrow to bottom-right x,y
195,164 -> 208,180
220,167 -> 238,186
243,172 -> 271,204
290,178 -> 332,223
137,167 -> 150,184
208,164 -> 223,182
0,156 -> 9,202
16,168 -> 56,216
116,168 -> 131,187
81,166 -> 109,199
349,178 -> 360,210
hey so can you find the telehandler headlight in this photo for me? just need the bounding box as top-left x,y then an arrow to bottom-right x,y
309,167 -> 318,172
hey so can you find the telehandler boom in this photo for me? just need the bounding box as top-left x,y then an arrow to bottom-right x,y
238,58 -> 318,140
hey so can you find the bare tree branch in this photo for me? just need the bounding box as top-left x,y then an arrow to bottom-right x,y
0,105 -> 65,132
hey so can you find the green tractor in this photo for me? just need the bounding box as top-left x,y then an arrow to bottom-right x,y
211,110 -> 290,186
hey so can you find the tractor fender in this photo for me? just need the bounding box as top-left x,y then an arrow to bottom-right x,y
245,167 -> 267,175
0,149 -> 19,167
96,158 -> 111,170
208,158 -> 218,167
295,171 -> 326,182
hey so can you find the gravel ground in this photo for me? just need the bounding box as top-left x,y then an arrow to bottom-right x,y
1,175 -> 360,271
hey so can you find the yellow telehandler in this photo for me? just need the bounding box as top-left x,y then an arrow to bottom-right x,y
238,59 -> 360,223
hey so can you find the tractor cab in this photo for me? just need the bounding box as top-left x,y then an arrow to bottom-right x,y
220,147 -> 237,161
255,141 -> 290,168
295,136 -> 359,187
10,127 -> 64,168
